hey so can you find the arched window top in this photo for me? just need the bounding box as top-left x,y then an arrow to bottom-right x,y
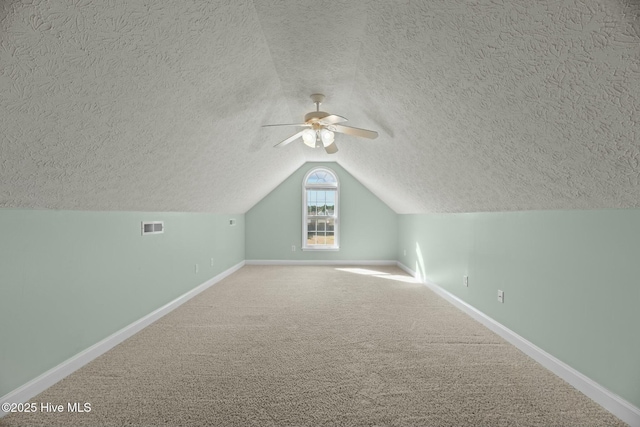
304,168 -> 338,187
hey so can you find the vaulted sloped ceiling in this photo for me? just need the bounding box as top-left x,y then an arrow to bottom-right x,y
1,1 -> 639,214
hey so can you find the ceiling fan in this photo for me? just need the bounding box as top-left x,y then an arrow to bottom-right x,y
263,94 -> 378,154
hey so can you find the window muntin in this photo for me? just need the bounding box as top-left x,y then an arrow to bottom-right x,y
303,168 -> 339,250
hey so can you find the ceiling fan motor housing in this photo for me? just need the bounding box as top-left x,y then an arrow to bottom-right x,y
305,111 -> 330,128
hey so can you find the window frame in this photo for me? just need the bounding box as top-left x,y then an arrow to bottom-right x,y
302,167 -> 340,251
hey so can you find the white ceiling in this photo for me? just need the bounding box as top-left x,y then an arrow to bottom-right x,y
1,0 -> 639,214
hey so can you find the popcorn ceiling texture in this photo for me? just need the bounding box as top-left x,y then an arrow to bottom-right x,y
1,0 -> 639,213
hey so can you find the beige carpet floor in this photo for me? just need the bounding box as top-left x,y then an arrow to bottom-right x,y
0,265 -> 627,426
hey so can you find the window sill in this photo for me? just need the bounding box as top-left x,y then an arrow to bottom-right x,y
302,246 -> 340,252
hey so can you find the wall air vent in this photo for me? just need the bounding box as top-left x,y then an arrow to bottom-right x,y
141,221 -> 164,235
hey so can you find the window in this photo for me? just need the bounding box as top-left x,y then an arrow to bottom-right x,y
302,167 -> 339,250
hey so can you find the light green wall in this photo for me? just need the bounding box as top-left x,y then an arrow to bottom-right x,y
4,194 -> 638,412
246,162 -> 397,261
397,209 -> 640,408
0,209 -> 245,398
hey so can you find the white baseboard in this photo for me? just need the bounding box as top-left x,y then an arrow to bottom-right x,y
0,260 -> 245,417
245,259 -> 397,266
397,262 -> 640,427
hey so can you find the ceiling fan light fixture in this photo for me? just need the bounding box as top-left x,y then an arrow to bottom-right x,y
264,94 -> 378,153
320,128 -> 335,147
302,129 -> 316,147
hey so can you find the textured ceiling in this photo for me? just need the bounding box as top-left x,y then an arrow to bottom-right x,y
1,0 -> 639,214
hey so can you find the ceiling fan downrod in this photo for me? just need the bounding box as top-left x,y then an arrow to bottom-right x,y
310,93 -> 325,112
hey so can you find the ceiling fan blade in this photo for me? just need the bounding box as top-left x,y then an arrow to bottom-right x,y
324,141 -> 338,154
331,124 -> 378,139
274,130 -> 305,148
262,123 -> 310,128
318,114 -> 347,126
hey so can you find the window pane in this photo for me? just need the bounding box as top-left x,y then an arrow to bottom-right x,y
326,191 -> 335,215
316,235 -> 326,245
307,233 -> 317,245
309,190 -> 316,215
317,220 -> 326,232
307,219 -> 316,232
307,173 -> 320,185
324,218 -> 335,231
326,232 -> 334,245
310,190 -> 320,215
317,191 -> 325,215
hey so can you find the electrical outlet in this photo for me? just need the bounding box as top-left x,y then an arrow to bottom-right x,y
195,264 -> 199,273
464,275 -> 468,287
210,258 -> 214,267
292,245 -> 296,252
497,290 -> 504,303
403,249 -> 406,256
